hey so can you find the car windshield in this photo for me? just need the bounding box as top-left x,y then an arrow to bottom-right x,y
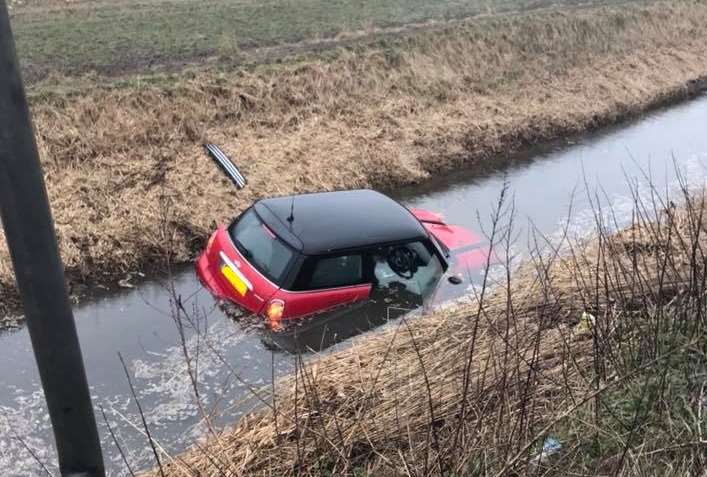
228,209 -> 295,285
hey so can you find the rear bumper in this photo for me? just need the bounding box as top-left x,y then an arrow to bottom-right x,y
195,252 -> 230,301
196,251 -> 268,318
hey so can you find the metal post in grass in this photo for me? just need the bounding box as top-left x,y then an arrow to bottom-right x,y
0,2 -> 105,476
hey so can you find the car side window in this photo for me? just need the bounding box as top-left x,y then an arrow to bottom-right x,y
294,254 -> 364,290
371,241 -> 443,299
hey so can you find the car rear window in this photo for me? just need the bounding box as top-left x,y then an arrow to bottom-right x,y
229,209 -> 295,285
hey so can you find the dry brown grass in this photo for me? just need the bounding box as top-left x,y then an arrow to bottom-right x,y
2,0 -> 707,320
151,182 -> 707,476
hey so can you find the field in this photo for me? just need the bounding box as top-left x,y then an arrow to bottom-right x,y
1,0 -> 706,325
8,0 -> 637,81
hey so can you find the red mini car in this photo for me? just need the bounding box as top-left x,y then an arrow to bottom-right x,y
196,189 -> 488,328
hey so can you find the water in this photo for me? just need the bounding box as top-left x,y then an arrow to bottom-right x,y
1,95 -> 706,475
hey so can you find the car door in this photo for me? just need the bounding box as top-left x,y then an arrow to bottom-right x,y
277,252 -> 372,319
267,243 -> 445,351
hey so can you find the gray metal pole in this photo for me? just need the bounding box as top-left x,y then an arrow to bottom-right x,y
0,2 -> 105,476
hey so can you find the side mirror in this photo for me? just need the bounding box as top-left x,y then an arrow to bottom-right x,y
448,275 -> 463,285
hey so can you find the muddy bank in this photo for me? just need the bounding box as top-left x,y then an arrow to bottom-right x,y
2,0 -> 707,323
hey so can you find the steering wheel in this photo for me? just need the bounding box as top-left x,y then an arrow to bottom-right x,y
387,246 -> 417,279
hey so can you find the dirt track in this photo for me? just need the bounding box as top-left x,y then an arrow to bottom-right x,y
1,1 -> 707,323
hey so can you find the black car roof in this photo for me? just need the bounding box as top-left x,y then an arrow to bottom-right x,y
253,189 -> 428,255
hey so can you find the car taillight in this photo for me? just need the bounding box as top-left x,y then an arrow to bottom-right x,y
265,299 -> 285,327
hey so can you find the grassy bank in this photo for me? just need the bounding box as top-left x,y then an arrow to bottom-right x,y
2,1 -> 707,322
8,0 -> 635,81
152,182 -> 707,475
